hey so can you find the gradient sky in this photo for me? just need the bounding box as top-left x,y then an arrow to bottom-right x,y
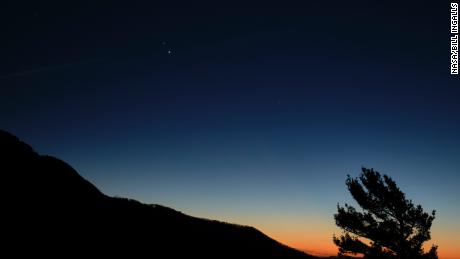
1,1 -> 459,258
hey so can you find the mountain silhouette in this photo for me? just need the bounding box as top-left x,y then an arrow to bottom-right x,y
1,130 -> 317,258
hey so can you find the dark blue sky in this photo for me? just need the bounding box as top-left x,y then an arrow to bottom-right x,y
1,1 -> 459,256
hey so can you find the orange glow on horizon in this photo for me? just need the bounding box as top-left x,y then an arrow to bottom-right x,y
262,224 -> 459,259
271,232 -> 337,257
278,238 -> 459,259
250,216 -> 340,257
189,209 -> 460,259
280,238 -> 459,259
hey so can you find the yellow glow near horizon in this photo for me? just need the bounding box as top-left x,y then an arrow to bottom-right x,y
185,208 -> 460,259
253,217 -> 459,259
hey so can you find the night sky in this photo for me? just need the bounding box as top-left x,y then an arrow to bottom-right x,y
1,1 -> 459,258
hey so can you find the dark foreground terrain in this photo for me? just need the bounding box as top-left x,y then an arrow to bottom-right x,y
1,130 -> 317,258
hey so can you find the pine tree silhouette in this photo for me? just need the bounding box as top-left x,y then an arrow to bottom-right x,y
333,168 -> 438,259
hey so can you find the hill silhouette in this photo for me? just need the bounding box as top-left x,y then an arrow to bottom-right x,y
1,130 -> 317,258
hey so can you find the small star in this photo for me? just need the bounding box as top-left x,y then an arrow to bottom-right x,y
167,50 -> 172,54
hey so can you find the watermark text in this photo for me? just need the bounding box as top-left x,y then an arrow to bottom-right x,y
451,3 -> 458,74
